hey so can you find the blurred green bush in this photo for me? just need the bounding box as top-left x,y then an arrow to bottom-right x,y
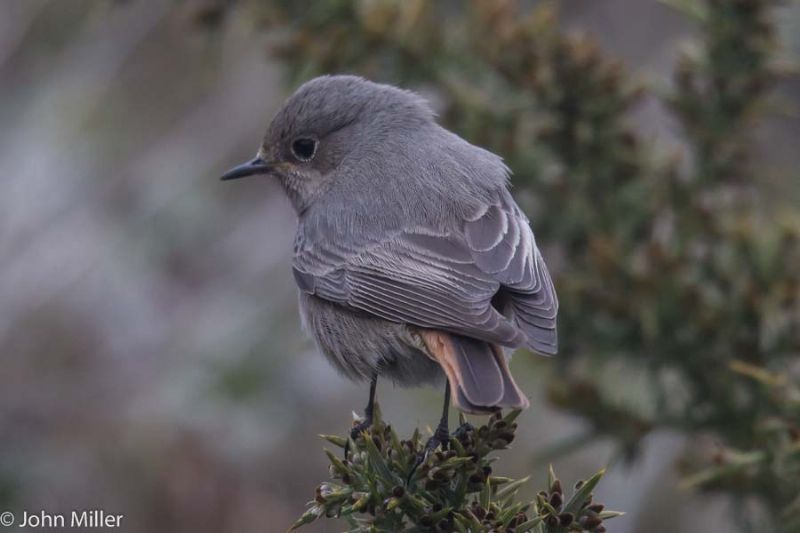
199,0 -> 799,530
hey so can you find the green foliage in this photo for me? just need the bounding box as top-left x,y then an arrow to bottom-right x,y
292,405 -> 621,532
201,0 -> 799,529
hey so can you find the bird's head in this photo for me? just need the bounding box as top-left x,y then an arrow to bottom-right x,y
220,75 -> 435,213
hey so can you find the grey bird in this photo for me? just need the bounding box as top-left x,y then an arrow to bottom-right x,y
221,75 -> 558,448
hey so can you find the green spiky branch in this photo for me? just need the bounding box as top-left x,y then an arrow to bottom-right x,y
291,405 -> 621,532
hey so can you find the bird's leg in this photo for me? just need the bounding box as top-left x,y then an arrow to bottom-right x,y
351,373 -> 378,438
407,381 -> 451,484
426,380 -> 451,451
345,373 -> 377,458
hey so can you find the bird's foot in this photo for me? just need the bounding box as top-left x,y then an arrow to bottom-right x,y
422,424 -> 451,455
453,420 -> 475,441
350,417 -> 373,440
344,414 -> 373,459
407,424 -> 450,485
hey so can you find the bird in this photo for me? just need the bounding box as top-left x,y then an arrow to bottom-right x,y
221,75 -> 558,450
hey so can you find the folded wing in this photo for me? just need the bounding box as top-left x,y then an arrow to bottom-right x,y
293,190 -> 558,354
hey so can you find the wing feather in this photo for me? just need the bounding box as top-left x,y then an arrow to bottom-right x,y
293,191 -> 558,353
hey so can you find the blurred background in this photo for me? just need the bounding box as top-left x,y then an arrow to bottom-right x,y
1,1 -> 798,532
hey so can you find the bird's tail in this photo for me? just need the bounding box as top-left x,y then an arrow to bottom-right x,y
420,331 -> 529,414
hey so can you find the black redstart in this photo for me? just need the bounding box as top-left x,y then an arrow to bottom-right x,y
221,75 -> 557,447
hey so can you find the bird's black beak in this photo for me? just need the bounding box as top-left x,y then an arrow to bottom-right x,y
220,157 -> 273,181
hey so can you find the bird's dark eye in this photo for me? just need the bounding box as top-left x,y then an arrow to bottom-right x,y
291,138 -> 317,161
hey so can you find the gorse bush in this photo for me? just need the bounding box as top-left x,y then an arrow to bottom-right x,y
196,0 -> 799,530
292,406 -> 621,532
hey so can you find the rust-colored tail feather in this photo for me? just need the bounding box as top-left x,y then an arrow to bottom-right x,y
420,330 -> 530,414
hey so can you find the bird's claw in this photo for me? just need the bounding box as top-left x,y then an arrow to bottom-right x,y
350,418 -> 373,440
344,416 -> 373,459
406,425 -> 450,485
453,420 -> 475,441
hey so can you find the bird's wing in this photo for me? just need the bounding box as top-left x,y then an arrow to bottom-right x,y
293,192 -> 557,352
467,195 -> 559,354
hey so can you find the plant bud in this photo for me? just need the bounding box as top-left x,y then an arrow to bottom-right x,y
549,491 -> 563,510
